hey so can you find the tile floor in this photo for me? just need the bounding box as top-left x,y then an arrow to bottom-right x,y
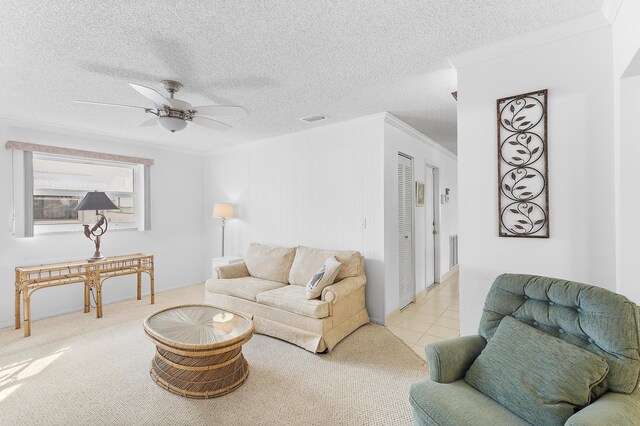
387,271 -> 460,360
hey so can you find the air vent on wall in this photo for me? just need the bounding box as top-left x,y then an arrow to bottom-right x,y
300,114 -> 329,123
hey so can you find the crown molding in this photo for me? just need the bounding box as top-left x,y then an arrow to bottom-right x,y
448,10 -> 611,70
0,115 -> 205,156
206,112 -> 457,160
205,113 -> 388,156
383,113 -> 457,160
601,0 -> 623,23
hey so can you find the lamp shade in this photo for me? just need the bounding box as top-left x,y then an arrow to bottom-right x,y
213,203 -> 235,219
74,191 -> 119,211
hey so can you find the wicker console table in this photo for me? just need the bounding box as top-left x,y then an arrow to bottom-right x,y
15,253 -> 154,337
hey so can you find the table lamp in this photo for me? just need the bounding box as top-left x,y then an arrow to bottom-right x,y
75,191 -> 119,262
213,203 -> 234,257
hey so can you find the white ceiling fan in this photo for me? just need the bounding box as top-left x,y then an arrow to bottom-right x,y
74,80 -> 247,133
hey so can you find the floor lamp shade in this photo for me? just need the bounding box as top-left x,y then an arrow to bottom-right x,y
213,203 -> 235,257
213,203 -> 235,219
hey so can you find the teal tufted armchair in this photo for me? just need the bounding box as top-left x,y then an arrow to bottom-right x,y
409,274 -> 640,426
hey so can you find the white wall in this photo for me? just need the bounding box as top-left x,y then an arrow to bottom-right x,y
203,113 -> 459,324
0,120 -> 205,328
383,117 -> 458,318
455,26 -> 617,335
618,75 -> 640,303
203,115 -> 387,323
613,0 -> 640,304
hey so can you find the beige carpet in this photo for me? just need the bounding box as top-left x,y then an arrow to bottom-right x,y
0,283 -> 427,425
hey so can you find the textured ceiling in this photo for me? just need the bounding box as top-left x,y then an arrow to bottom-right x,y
1,1 -> 603,153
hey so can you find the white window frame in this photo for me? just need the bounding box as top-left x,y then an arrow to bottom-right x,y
11,147 -> 151,238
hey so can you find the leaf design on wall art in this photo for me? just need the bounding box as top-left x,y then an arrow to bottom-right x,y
498,90 -> 548,238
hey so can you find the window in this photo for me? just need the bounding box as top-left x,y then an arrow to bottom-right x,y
32,155 -> 138,232
7,141 -> 152,238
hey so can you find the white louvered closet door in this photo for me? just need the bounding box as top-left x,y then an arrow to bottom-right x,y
398,153 -> 414,309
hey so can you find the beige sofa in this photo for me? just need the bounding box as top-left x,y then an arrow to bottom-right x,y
204,243 -> 369,353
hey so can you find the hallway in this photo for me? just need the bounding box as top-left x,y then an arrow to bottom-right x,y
387,271 -> 460,360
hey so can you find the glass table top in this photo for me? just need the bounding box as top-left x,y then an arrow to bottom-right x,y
145,305 -> 251,346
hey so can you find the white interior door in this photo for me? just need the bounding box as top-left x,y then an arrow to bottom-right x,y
425,166 -> 436,286
398,153 -> 414,309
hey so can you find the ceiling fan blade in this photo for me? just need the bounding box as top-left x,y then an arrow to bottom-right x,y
192,105 -> 247,117
139,117 -> 158,127
191,116 -> 232,131
74,100 -> 150,111
129,83 -> 173,108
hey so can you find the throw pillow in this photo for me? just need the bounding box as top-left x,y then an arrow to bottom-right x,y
464,316 -> 609,426
305,256 -> 341,300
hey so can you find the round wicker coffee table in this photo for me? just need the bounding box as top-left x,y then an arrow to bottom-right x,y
143,304 -> 254,399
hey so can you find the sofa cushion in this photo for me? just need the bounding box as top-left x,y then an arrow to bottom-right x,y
256,285 -> 330,319
409,379 -> 530,426
205,277 -> 287,302
244,242 -> 296,284
306,256 -> 341,299
465,316 -> 609,426
288,245 -> 361,286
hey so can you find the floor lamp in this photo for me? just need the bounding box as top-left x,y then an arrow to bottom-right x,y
213,203 -> 235,257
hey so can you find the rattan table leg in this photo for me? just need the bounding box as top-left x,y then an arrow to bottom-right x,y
150,269 -> 155,305
23,289 -> 30,337
137,271 -> 142,301
96,284 -> 103,318
15,286 -> 21,330
84,283 -> 90,313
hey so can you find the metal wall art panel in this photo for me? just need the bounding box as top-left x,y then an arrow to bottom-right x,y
497,89 -> 549,238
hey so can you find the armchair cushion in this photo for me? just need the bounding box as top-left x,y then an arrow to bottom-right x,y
465,316 -> 609,426
479,274 -> 640,395
565,386 -> 640,426
409,380 -> 530,426
425,335 -> 486,384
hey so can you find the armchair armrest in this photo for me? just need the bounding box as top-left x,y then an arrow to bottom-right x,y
321,275 -> 366,304
216,262 -> 250,279
565,387 -> 640,426
426,335 -> 487,384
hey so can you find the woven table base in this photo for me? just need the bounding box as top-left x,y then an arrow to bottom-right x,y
149,346 -> 250,399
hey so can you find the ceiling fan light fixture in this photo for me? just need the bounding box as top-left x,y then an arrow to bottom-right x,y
75,80 -> 245,133
158,116 -> 187,133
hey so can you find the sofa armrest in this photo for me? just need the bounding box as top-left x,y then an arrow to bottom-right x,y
321,275 -> 366,305
565,387 -> 640,426
426,335 -> 487,384
216,262 -> 250,279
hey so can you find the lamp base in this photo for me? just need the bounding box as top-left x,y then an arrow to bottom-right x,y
88,255 -> 105,263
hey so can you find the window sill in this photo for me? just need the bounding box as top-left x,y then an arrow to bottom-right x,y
33,225 -> 141,237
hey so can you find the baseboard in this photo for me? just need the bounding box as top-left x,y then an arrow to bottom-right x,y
415,287 -> 428,303
1,281 -> 205,329
440,265 -> 459,283
385,303 -> 412,326
384,308 -> 401,326
370,317 -> 384,325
